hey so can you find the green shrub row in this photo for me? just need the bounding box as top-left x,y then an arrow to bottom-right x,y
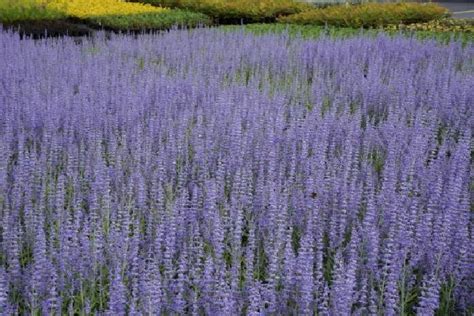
224,23 -> 473,44
0,0 -> 66,23
87,10 -> 211,31
278,3 -> 449,28
132,0 -> 312,23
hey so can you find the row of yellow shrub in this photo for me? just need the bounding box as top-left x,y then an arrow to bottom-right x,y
0,0 -> 213,32
48,0 -> 166,19
278,3 -> 448,28
0,0 -> 166,23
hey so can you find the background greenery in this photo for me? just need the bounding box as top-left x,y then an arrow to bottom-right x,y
0,0 -> 472,40
223,23 -> 474,44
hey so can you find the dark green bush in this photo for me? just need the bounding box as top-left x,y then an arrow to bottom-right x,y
278,3 -> 449,28
133,0 -> 312,23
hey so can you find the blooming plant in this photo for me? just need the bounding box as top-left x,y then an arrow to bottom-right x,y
0,29 -> 472,315
0,0 -> 167,23
0,0 -> 211,34
47,0 -> 167,18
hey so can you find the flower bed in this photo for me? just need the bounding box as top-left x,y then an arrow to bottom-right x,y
48,0 -> 166,18
0,29 -> 472,315
0,0 -> 210,33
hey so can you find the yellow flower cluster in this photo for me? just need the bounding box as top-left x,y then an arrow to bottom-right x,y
46,0 -> 167,18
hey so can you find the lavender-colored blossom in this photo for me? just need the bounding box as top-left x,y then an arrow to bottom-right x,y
416,273 -> 441,315
107,268 -> 127,316
0,267 -> 8,314
0,28 -> 472,314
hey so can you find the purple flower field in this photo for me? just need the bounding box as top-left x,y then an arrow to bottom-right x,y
0,29 -> 472,315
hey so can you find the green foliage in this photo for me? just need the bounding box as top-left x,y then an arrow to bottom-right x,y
19,242 -> 33,268
221,23 -> 369,38
369,148 -> 386,178
86,10 -> 211,31
221,23 -> 474,44
132,0 -> 312,23
278,3 -> 448,28
402,29 -> 474,45
0,0 -> 66,23
255,238 -> 268,282
55,266 -> 110,315
322,232 -> 334,285
437,277 -> 457,316
291,226 -> 301,253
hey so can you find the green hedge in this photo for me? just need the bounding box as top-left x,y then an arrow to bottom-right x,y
87,10 -> 211,31
132,0 -> 312,23
0,0 -> 66,23
222,23 -> 473,44
278,3 -> 449,28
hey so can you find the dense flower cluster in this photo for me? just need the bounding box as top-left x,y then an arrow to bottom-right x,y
47,0 -> 167,18
0,29 -> 472,315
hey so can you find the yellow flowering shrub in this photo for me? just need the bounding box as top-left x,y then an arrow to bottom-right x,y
47,0 -> 167,18
278,3 -> 448,28
1,0 -> 212,33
